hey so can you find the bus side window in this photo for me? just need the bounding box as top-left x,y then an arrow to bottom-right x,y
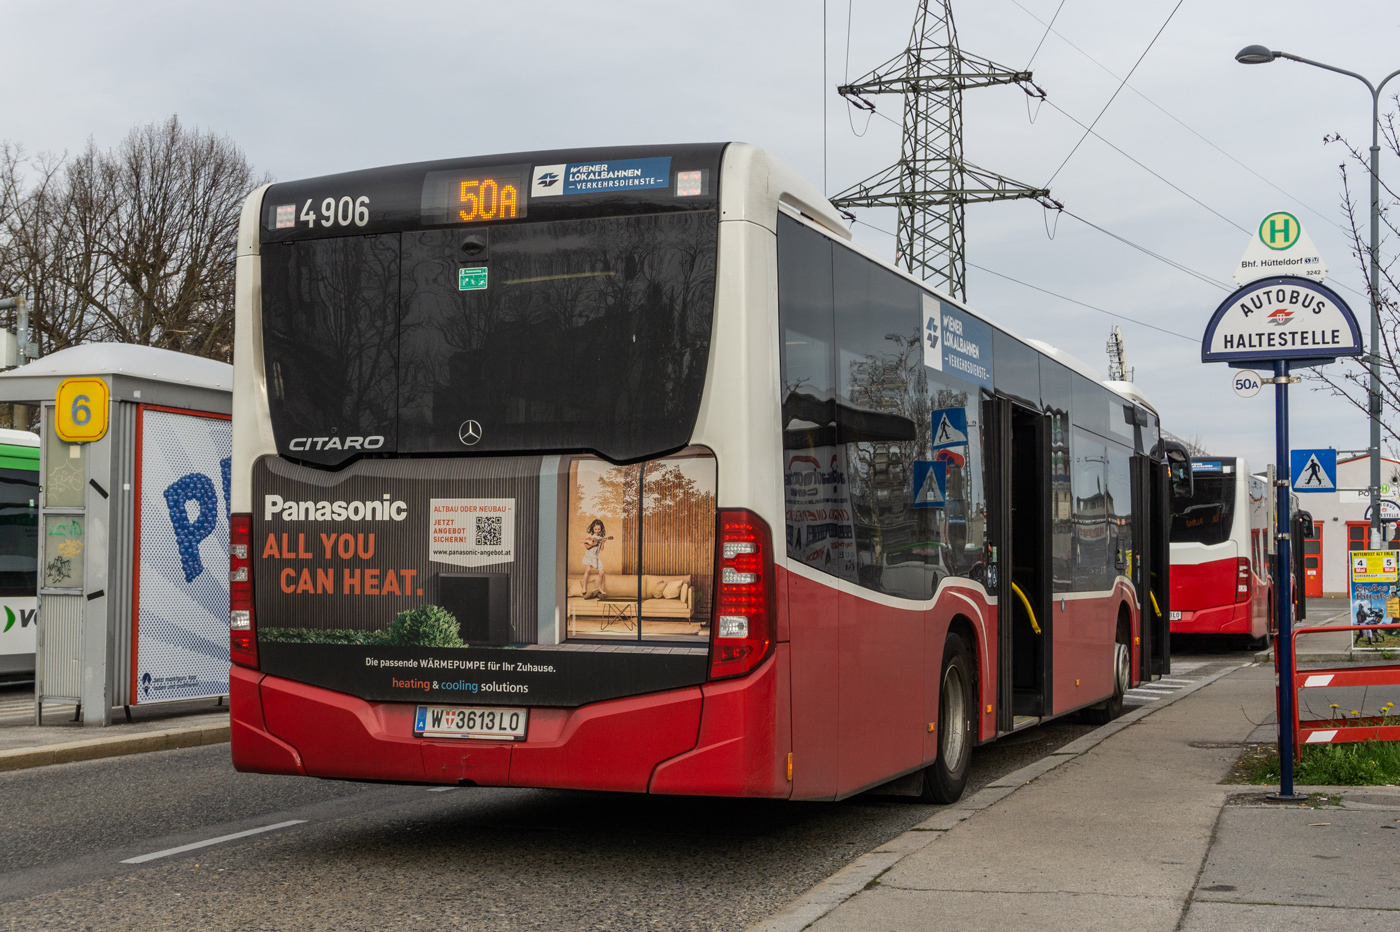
1071,429 -> 1109,592
777,215 -> 855,582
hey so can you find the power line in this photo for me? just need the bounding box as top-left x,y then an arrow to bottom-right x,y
1040,97 -> 1249,235
1008,0 -> 1345,234
1059,208 -> 1232,291
851,218 -> 1197,341
1043,0 -> 1184,186
968,260 -> 1196,341
1023,0 -> 1066,70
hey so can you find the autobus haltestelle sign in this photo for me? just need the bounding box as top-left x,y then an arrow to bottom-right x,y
1201,275 -> 1361,365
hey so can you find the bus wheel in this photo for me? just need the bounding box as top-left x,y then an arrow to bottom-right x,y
1080,627 -> 1129,725
921,635 -> 973,804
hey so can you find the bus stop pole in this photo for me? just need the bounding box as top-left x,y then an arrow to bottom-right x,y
1270,359 -> 1304,801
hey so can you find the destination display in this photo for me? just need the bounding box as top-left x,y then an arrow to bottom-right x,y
259,144 -> 726,244
420,166 -> 528,225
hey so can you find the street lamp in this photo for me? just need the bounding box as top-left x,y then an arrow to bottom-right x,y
1237,46 -> 1400,545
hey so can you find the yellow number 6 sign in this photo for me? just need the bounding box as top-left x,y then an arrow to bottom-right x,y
55,377 -> 110,443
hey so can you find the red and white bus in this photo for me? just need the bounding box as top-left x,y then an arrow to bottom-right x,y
229,143 -> 1172,803
1168,457 -> 1274,646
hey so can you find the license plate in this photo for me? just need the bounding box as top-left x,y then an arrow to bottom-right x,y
1169,611 -> 1182,621
414,705 -> 528,740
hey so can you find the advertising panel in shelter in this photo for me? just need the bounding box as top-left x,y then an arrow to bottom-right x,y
134,409 -> 232,703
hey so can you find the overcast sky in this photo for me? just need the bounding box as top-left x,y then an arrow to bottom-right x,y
4,0 -> 1398,471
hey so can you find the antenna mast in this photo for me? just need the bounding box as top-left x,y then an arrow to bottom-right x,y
1106,326 -> 1133,382
832,0 -> 1059,300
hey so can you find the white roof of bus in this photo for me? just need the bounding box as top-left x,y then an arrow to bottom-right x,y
1101,379 -> 1157,415
0,428 -> 38,447
1024,339 -> 1100,382
0,343 -> 231,391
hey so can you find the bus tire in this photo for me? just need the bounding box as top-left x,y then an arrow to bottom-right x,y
921,634 -> 974,804
1080,623 -> 1129,725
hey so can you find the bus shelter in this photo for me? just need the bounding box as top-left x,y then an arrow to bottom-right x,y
0,344 -> 231,725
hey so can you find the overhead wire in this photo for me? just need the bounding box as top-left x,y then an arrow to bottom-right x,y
851,100 -> 1235,293
1023,0 -> 1066,70
1038,98 -> 1249,235
1008,0 -> 1345,234
1042,0 -> 1184,187
843,0 -> 874,137
850,218 -> 1198,341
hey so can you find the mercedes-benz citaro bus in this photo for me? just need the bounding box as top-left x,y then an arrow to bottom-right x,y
1168,457 -> 1274,647
229,144 -> 1172,803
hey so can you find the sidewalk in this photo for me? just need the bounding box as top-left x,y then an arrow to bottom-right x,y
0,691 -> 229,771
752,663 -> 1400,932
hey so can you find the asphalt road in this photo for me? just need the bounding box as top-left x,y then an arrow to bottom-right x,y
0,650 -> 1252,932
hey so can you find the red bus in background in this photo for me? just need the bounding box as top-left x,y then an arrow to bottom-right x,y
228,143 -> 1174,804
1169,457 -> 1274,647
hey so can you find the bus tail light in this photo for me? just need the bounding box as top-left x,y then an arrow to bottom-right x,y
709,510 -> 775,680
230,513 -> 258,669
1235,558 -> 1251,602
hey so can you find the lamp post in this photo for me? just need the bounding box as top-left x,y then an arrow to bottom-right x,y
1236,45 -> 1400,546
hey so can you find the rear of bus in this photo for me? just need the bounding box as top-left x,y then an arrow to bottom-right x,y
228,144 -> 827,795
1168,457 -> 1269,641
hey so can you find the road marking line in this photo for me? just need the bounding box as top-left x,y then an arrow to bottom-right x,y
1158,679 -> 1195,685
1132,687 -> 1178,694
120,820 -> 306,864
427,786 -> 457,793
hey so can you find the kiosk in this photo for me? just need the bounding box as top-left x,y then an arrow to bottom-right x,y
0,344 -> 231,725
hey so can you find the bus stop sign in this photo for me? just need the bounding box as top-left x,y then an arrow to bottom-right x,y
1201,275 -> 1361,367
1200,274 -> 1361,802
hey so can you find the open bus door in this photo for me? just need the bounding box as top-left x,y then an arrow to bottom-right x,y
1133,453 -> 1171,678
1146,438 -> 1188,677
985,395 -> 1052,732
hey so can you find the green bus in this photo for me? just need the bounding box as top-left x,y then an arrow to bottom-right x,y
0,429 -> 40,678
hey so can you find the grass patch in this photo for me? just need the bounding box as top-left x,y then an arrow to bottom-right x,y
1227,741 -> 1400,786
1351,629 -> 1400,654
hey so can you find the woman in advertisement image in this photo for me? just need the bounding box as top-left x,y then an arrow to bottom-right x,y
580,519 -> 612,599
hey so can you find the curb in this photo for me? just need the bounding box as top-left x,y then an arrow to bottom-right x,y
0,723 -> 230,773
745,663 -> 1251,932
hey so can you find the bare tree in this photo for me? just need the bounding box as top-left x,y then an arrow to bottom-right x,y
0,116 -> 267,362
1309,115 -> 1400,446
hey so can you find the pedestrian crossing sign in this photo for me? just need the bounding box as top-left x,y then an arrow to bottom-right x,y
912,460 -> 947,509
931,408 -> 968,451
1289,448 -> 1336,493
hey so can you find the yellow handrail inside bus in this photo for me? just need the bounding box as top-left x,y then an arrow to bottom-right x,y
1010,581 -> 1041,635
1150,590 -> 1162,618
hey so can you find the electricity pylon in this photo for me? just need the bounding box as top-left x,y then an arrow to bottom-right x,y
833,0 -> 1058,300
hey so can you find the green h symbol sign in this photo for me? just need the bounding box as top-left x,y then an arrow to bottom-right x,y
1259,211 -> 1300,250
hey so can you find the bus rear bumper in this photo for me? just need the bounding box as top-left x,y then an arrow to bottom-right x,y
230,654 -> 790,796
1169,603 -> 1252,635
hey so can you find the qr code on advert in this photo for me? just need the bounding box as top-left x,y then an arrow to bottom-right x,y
476,516 -> 503,547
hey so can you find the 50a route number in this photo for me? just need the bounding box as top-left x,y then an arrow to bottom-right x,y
1232,370 -> 1262,399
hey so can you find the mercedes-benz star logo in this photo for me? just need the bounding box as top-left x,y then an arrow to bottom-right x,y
458,420 -> 483,445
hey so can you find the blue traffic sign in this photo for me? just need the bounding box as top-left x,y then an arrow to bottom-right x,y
911,460 -> 947,509
1290,448 -> 1337,493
